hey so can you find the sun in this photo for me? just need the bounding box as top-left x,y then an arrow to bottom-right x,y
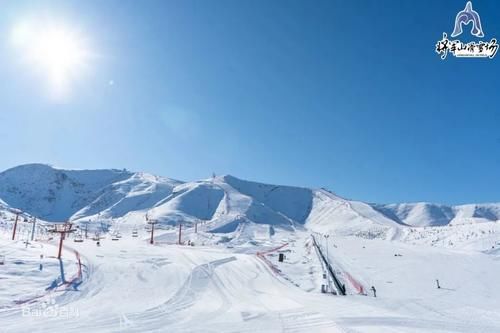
10,18 -> 92,99
33,28 -> 86,86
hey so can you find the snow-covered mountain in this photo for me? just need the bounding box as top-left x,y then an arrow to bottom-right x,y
0,164 -> 181,222
0,164 -> 498,236
373,202 -> 500,227
2,164 -> 499,333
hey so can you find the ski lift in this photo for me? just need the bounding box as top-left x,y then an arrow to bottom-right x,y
74,232 -> 84,243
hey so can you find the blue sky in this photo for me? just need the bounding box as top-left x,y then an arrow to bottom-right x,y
0,0 -> 499,205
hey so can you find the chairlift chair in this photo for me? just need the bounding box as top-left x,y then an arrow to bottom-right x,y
74,232 -> 84,243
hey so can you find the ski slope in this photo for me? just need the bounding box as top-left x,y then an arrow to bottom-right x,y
316,236 -> 500,332
0,228 -> 344,332
2,220 -> 500,332
1,164 -> 500,332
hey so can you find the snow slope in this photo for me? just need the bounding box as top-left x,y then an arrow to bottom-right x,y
373,202 -> 500,227
318,235 -> 500,333
0,164 -> 181,222
0,229 -> 344,333
1,164 -> 500,332
305,189 -> 402,240
0,164 -> 499,241
2,222 -> 499,333
0,165 -> 317,233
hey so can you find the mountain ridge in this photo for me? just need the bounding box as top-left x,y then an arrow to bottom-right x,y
0,164 -> 498,234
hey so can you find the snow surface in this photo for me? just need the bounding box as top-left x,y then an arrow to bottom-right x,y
0,164 -> 499,332
373,202 -> 500,227
2,164 -> 499,234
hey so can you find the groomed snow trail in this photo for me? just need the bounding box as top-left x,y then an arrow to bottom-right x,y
0,234 -> 343,333
4,225 -> 500,333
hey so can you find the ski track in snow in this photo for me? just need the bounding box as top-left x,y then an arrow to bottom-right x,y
1,165 -> 500,332
0,232 -> 344,333
2,225 -> 500,333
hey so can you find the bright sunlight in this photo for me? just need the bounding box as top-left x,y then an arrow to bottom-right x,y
10,17 -> 91,99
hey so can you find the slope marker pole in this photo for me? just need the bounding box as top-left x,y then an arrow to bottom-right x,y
178,223 -> 182,245
147,219 -> 158,245
11,212 -> 20,240
30,217 -> 37,241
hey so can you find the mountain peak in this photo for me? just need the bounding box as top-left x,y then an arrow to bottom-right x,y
0,164 -> 498,232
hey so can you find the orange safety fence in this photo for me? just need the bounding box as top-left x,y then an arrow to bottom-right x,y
345,271 -> 366,295
255,243 -> 289,275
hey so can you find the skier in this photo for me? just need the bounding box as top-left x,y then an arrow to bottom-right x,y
371,286 -> 377,297
97,241 -> 101,247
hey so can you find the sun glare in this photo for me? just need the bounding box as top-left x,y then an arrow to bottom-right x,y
10,18 -> 91,99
